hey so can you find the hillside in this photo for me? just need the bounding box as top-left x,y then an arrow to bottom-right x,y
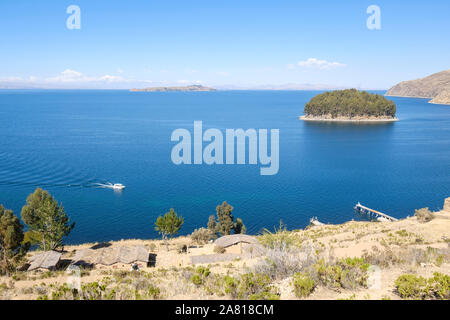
130,85 -> 216,92
1,198 -> 448,300
301,89 -> 397,121
386,70 -> 450,105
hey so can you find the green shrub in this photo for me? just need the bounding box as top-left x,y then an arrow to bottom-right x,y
428,272 -> 450,300
147,285 -> 161,299
190,274 -> 203,286
395,274 -> 427,299
206,273 -> 279,300
213,245 -> 226,254
46,273 -> 162,300
190,267 -> 211,286
414,208 -> 435,223
395,273 -> 449,300
191,228 -> 211,245
196,266 -> 211,277
292,273 -> 316,298
235,273 -> 279,300
313,258 -> 370,290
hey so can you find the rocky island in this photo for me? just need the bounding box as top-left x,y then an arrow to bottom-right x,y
300,89 -> 397,122
386,69 -> 450,105
130,85 -> 216,92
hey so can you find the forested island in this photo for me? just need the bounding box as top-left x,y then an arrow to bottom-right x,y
301,89 -> 397,122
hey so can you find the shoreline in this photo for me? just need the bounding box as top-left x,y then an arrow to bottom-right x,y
385,94 -> 450,106
4,201 -> 448,301
299,115 -> 398,122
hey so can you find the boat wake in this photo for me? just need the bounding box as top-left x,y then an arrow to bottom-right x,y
93,182 -> 126,190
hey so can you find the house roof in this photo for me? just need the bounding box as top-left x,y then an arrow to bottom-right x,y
214,234 -> 259,248
28,251 -> 62,271
72,245 -> 149,266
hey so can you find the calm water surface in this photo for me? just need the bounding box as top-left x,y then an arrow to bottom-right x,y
0,90 -> 449,243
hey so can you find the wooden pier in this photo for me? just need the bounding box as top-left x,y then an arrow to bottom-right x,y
354,202 -> 398,222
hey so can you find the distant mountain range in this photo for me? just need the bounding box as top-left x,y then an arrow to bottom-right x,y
386,70 -> 450,105
130,85 -> 216,92
214,83 -> 350,91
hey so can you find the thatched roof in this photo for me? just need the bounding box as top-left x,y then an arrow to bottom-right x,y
214,234 -> 259,248
72,245 -> 149,266
28,251 -> 62,271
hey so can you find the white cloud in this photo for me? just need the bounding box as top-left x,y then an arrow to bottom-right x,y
47,69 -> 84,82
45,69 -> 130,84
176,79 -> 202,84
99,75 -> 125,82
184,68 -> 198,74
0,69 -> 152,89
0,69 -> 208,89
297,58 -> 346,70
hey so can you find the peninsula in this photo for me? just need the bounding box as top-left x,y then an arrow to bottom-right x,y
130,85 -> 216,92
300,89 -> 397,122
386,69 -> 450,105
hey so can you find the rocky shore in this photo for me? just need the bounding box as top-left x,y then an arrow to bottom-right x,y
299,115 -> 398,122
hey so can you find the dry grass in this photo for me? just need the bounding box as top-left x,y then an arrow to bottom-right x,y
1,203 -> 449,300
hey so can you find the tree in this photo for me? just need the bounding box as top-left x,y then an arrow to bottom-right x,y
155,208 -> 184,249
215,201 -> 235,236
234,218 -> 246,234
304,89 -> 396,119
190,228 -> 210,245
21,188 -> 75,251
214,201 -> 246,236
207,215 -> 217,239
0,205 -> 28,275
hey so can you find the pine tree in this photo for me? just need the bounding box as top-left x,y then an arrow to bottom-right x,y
155,208 -> 184,249
207,215 -> 217,239
21,188 -> 75,251
0,205 -> 28,275
234,218 -> 246,234
215,201 -> 235,236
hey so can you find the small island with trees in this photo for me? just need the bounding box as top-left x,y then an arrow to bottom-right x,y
300,89 -> 398,122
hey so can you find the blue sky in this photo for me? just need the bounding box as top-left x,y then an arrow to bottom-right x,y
0,0 -> 449,89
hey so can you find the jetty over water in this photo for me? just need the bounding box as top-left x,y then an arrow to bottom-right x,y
354,202 -> 398,222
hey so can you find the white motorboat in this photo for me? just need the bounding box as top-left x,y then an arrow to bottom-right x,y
112,183 -> 125,190
95,182 -> 126,190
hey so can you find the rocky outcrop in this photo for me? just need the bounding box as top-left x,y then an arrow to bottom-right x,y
386,70 -> 450,105
431,90 -> 450,105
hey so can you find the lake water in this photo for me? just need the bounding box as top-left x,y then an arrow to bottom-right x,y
0,90 -> 449,244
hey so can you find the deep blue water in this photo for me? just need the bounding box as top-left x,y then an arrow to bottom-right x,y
0,90 -> 449,244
